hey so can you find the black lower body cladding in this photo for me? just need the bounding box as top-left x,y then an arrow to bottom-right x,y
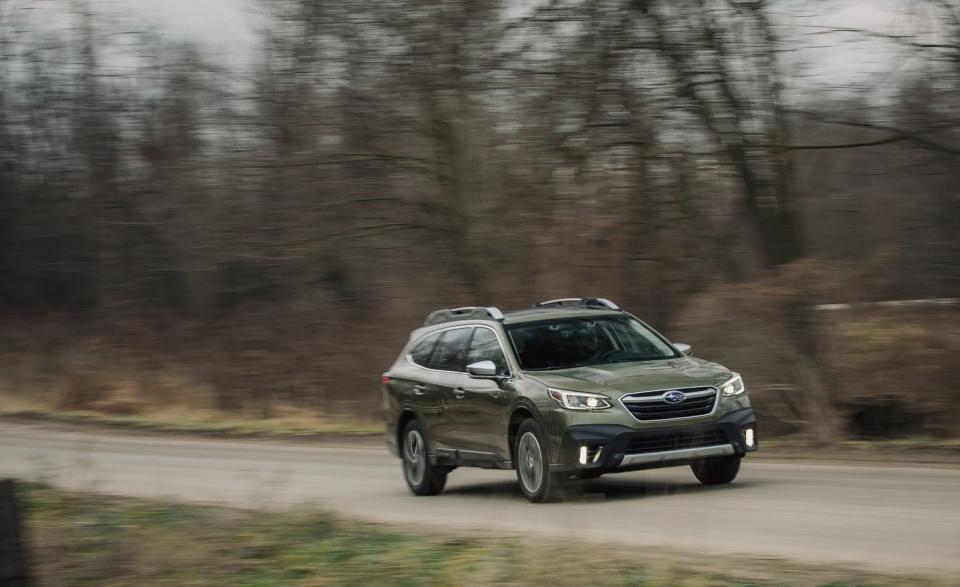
557,408 -> 757,474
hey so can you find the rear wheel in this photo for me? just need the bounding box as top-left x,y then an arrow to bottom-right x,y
691,455 -> 741,485
515,419 -> 565,502
401,419 -> 448,495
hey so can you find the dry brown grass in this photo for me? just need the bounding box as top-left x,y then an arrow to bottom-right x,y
823,306 -> 960,437
674,257 -> 959,440
0,313 -> 385,435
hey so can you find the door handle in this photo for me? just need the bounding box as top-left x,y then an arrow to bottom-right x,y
453,387 -> 466,399
413,384 -> 427,396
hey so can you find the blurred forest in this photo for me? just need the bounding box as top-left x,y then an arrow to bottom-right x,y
0,0 -> 958,439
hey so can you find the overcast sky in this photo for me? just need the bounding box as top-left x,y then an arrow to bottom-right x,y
24,0 -> 933,101
102,0 -> 260,64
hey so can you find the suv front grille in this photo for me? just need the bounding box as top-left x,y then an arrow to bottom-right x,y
625,429 -> 727,454
620,387 -> 717,421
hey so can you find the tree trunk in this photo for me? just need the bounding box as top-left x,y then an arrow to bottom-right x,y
0,480 -> 30,587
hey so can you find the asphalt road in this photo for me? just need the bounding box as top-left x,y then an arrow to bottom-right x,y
2,421 -> 959,576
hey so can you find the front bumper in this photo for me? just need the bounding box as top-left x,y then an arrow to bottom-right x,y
556,407 -> 757,473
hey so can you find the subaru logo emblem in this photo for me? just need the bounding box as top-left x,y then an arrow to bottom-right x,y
662,390 -> 686,404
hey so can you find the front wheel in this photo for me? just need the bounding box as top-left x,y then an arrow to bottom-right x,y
515,419 -> 566,503
691,455 -> 741,485
401,419 -> 448,496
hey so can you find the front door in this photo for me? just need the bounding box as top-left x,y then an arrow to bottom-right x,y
444,326 -> 512,460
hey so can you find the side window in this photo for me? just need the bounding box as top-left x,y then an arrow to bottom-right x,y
430,328 -> 473,372
467,328 -> 508,375
410,332 -> 441,367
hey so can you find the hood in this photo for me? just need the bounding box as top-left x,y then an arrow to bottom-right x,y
526,357 -> 732,400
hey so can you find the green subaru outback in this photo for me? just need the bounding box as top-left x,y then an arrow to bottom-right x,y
382,298 -> 757,502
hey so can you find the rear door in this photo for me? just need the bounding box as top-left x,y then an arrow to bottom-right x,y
423,326 -> 474,452
400,331 -> 450,449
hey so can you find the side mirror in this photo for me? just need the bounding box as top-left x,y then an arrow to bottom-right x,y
674,342 -> 693,356
466,360 -> 504,379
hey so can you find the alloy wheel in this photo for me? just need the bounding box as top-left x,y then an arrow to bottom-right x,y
517,431 -> 543,493
404,429 -> 426,486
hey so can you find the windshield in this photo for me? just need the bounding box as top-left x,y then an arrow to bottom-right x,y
507,315 -> 680,371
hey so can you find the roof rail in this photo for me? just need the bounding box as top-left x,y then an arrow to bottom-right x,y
424,306 -> 505,326
533,297 -> 621,310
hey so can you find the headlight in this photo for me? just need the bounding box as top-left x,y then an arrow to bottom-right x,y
720,374 -> 745,397
548,388 -> 612,410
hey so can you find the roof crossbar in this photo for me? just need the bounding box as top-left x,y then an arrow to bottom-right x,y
533,297 -> 620,310
424,306 -> 505,326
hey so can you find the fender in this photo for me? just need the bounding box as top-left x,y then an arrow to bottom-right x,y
509,396 -> 545,426
505,396 -> 550,466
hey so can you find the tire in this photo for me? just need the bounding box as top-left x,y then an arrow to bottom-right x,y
691,455 -> 741,485
401,419 -> 448,496
514,419 -> 565,503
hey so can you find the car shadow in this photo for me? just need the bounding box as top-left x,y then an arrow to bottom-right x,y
577,476 -> 763,503
443,475 -> 765,503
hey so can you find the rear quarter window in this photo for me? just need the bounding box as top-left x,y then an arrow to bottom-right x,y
409,332 -> 441,367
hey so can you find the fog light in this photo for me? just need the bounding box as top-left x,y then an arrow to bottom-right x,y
592,446 -> 603,463
744,428 -> 755,449
579,445 -> 588,465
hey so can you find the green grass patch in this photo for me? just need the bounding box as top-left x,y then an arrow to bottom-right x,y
18,484 -> 945,587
